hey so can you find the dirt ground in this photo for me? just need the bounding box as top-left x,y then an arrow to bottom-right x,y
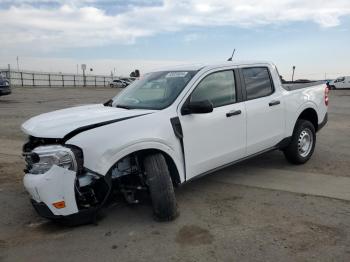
0,87 -> 349,262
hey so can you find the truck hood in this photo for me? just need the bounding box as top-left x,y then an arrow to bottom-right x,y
22,104 -> 154,139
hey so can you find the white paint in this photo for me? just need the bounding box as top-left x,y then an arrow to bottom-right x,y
23,165 -> 78,216
21,104 -> 154,138
21,61 -> 328,216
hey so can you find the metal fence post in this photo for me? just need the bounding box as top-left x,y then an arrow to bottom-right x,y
83,71 -> 86,87
74,75 -> 76,87
32,73 -> 35,86
21,72 -> 23,87
62,75 -> 64,87
95,76 -> 97,87
48,74 -> 51,87
7,64 -> 11,86
104,77 -> 106,87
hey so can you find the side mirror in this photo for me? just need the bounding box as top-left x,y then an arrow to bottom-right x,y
182,99 -> 213,115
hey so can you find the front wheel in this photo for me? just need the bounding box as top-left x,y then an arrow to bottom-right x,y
283,119 -> 316,165
143,153 -> 178,221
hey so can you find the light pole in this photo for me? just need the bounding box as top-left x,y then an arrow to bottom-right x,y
81,64 -> 86,87
292,66 -> 296,82
16,56 -> 20,72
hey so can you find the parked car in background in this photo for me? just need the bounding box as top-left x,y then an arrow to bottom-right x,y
329,76 -> 350,89
110,79 -> 127,88
0,75 -> 11,96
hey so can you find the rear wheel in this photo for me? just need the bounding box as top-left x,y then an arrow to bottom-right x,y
143,153 -> 178,221
283,119 -> 316,164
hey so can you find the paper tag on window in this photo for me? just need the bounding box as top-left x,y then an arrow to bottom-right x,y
166,72 -> 188,78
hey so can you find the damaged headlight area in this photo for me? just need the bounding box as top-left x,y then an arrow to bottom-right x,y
24,145 -> 80,174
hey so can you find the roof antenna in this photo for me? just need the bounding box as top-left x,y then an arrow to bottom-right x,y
227,49 -> 236,61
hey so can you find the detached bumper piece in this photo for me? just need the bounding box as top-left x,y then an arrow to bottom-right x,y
24,164 -> 112,225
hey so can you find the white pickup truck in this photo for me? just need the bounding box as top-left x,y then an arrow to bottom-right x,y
22,61 -> 329,224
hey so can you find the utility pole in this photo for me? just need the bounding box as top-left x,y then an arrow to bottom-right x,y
7,64 -> 11,86
292,66 -> 296,82
81,64 -> 86,87
16,56 -> 19,72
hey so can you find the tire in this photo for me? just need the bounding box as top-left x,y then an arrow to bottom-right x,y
143,153 -> 178,221
283,119 -> 316,165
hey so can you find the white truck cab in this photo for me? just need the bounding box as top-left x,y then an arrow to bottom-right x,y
330,76 -> 350,89
21,61 -> 329,225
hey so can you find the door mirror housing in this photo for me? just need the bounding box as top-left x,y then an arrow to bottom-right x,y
182,100 -> 213,115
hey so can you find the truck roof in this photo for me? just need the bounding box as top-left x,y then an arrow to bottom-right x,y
154,61 -> 274,72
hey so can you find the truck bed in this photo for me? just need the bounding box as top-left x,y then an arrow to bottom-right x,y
283,81 -> 325,91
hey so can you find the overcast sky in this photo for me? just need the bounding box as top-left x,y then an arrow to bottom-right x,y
0,0 -> 349,79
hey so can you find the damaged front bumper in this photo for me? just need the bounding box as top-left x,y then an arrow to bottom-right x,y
24,165 -> 107,224
24,165 -> 79,216
30,200 -> 99,225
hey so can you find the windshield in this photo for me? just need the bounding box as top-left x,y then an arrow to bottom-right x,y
112,70 -> 197,110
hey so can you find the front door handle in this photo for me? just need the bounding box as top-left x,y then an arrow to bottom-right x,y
269,100 -> 281,106
226,110 -> 241,117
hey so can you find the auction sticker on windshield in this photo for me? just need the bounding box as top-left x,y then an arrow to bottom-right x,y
166,72 -> 188,78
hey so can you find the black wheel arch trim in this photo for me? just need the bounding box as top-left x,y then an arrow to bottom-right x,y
317,112 -> 328,132
170,117 -> 186,181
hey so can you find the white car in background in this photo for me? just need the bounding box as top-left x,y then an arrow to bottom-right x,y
110,79 -> 127,88
329,76 -> 350,89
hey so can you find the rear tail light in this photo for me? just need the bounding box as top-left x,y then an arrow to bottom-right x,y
325,86 -> 329,106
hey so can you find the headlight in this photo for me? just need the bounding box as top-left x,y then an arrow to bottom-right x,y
24,145 -> 78,174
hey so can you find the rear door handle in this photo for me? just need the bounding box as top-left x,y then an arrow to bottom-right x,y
269,100 -> 280,106
226,110 -> 241,117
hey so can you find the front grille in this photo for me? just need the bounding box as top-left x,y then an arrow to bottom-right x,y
23,136 -> 63,153
23,152 -> 40,173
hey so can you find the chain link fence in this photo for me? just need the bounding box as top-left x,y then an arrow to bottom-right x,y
0,69 -> 114,87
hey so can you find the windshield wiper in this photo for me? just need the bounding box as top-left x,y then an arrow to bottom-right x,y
116,104 -> 133,109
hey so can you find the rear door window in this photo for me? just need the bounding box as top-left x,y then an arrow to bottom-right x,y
242,67 -> 274,100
